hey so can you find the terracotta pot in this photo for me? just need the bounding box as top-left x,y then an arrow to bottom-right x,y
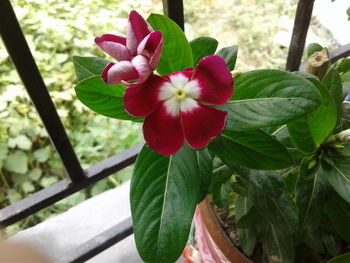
197,196 -> 253,263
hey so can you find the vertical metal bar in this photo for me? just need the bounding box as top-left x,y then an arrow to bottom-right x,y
286,0 -> 315,71
162,0 -> 185,31
0,0 -> 85,182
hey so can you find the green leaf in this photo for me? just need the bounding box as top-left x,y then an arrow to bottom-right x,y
304,229 -> 325,253
40,176 -> 58,188
255,192 -> 298,234
287,118 -> 316,153
190,37 -> 218,67
130,145 -> 200,263
336,58 -> 350,74
147,14 -> 193,75
7,189 -> 22,204
307,43 -> 323,57
322,146 -> 350,203
212,179 -> 230,208
33,148 -> 50,163
28,168 -> 42,181
342,71 -> 350,83
296,165 -> 327,231
323,67 -> 343,122
73,56 -> 109,81
260,222 -> 295,263
0,143 -> 8,160
240,169 -> 284,198
322,227 -> 341,257
223,70 -> 321,131
22,181 -> 35,193
324,192 -> 350,243
8,135 -> 32,150
288,78 -> 337,150
236,195 -> 257,257
208,165 -> 233,193
196,149 -> 213,202
216,45 -> 238,70
328,252 -> 350,263
4,151 -> 28,174
209,129 -> 292,170
74,76 -> 141,121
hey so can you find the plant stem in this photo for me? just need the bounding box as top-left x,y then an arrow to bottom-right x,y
0,172 -> 10,188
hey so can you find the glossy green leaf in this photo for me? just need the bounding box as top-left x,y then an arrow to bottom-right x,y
236,195 -> 257,257
322,146 -> 350,203
336,58 -> 350,74
147,14 -> 193,75
323,67 -> 343,122
288,78 -> 337,150
223,70 -> 321,131
287,118 -> 316,153
130,145 -> 200,263
208,164 -> 233,193
212,179 -> 230,208
216,45 -> 238,70
328,252 -> 350,263
324,193 -> 350,243
73,56 -> 109,81
209,129 -> 292,170
74,76 -> 141,121
190,37 -> 218,67
239,169 -> 284,198
197,148 -> 213,202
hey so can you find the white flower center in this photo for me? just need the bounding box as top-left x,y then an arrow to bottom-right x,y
159,74 -> 200,117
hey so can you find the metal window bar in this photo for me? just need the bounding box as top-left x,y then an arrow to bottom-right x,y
0,0 -> 350,262
0,0 -> 86,183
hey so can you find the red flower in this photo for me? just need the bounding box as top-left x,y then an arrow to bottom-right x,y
95,10 -> 163,87
124,55 -> 234,155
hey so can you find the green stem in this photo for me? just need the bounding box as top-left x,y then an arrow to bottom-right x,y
0,171 -> 10,188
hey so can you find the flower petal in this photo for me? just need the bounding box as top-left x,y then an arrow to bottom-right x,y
137,31 -> 164,69
126,10 -> 152,55
143,103 -> 185,155
123,55 -> 152,87
124,74 -> 165,117
182,103 -> 227,149
193,55 -> 233,105
103,61 -> 138,85
95,34 -> 131,61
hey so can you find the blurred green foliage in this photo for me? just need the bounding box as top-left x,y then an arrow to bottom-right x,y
0,0 -> 299,235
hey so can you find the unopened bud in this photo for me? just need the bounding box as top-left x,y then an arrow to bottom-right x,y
232,70 -> 241,79
337,129 -> 350,142
307,159 -> 317,170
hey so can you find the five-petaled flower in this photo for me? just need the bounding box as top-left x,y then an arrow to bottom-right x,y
124,55 -> 234,155
95,10 -> 163,87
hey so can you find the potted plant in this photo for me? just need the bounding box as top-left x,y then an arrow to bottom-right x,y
73,10 -> 350,263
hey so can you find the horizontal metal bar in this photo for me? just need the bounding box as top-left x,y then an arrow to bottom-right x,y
330,43 -> 350,63
162,0 -> 184,30
0,0 -> 85,183
58,217 -> 133,263
0,144 -> 142,227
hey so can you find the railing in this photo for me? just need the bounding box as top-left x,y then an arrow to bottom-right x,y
0,0 -> 349,262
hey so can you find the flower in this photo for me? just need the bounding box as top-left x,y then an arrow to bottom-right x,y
95,10 -> 163,87
124,55 -> 234,155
